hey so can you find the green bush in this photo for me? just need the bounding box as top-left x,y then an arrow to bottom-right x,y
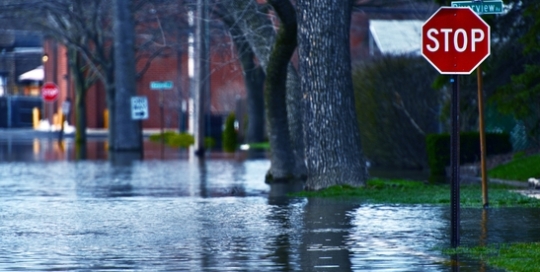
205,137 -> 216,149
222,112 -> 237,153
149,131 -> 194,148
167,133 -> 195,148
426,132 -> 512,179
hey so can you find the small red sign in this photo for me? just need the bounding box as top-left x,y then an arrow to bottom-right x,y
41,82 -> 59,102
421,7 -> 490,74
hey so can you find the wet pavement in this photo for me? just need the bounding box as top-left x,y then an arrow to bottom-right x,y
0,133 -> 539,271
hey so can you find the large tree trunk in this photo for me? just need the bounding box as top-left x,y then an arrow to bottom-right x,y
264,0 -> 297,181
194,0 -> 209,156
112,0 -> 141,152
297,0 -> 368,190
286,65 -> 307,179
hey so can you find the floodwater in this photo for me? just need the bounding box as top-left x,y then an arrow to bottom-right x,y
0,136 -> 539,271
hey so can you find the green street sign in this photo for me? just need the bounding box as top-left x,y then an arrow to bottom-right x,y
150,81 -> 173,90
451,1 -> 504,14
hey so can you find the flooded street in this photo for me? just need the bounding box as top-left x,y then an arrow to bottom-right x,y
0,136 -> 539,271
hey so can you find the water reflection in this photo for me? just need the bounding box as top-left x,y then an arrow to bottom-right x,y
1,138 -> 540,271
301,199 -> 356,271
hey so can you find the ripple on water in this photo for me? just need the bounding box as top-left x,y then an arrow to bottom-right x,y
0,159 -> 538,271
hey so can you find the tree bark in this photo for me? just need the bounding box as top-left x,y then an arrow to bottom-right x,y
242,51 -> 266,144
112,0 -> 141,152
194,0 -> 209,156
264,0 -> 298,181
218,0 -> 306,179
297,0 -> 368,190
69,48 -> 87,146
227,23 -> 266,144
286,65 -> 307,179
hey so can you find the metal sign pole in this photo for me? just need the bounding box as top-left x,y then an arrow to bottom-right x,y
160,89 -> 165,159
451,74 -> 461,248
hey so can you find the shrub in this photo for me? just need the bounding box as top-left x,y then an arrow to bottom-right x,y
426,132 -> 512,179
167,133 -> 195,148
149,131 -> 194,148
353,55 -> 440,169
222,112 -> 237,153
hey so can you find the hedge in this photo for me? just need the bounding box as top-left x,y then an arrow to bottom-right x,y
426,132 -> 512,179
222,112 -> 238,153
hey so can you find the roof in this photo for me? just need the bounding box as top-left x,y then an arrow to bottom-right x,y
0,30 -> 42,49
19,66 -> 44,82
369,20 -> 423,56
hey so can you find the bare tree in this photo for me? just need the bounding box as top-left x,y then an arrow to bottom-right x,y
217,0 -> 307,181
0,0 -> 190,150
214,8 -> 266,144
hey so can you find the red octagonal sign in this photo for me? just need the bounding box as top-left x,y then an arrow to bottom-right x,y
422,7 -> 490,74
41,82 -> 59,103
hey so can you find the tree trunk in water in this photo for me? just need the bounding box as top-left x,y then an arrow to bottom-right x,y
112,0 -> 141,152
194,0 -> 209,156
67,47 -> 88,159
241,51 -> 266,144
75,92 -> 87,160
106,76 -> 116,151
264,0 -> 297,181
286,65 -> 307,179
297,0 -> 368,190
69,49 -> 87,146
75,88 -> 87,144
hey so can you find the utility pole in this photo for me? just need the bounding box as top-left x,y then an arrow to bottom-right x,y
194,0 -> 209,157
112,0 -> 142,153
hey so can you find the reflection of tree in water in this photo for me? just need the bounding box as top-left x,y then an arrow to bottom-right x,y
198,159 -> 208,198
300,199 -> 357,271
266,197 -> 305,270
74,152 -> 140,198
197,159 -> 249,197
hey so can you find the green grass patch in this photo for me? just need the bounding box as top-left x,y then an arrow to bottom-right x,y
247,142 -> 270,150
446,243 -> 540,272
488,154 -> 540,181
148,131 -> 215,149
293,179 -> 540,207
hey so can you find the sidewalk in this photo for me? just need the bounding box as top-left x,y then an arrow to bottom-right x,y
0,128 -> 164,139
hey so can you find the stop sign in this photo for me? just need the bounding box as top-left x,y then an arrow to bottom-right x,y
421,7 -> 490,74
41,82 -> 59,102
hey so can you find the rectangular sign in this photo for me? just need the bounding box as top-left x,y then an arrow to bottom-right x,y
131,96 -> 149,120
150,81 -> 173,90
451,1 -> 504,14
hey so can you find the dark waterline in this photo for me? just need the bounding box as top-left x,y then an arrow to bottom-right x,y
0,138 -> 538,271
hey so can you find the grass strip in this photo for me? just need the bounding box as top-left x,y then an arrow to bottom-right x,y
445,243 -> 540,272
247,142 -> 270,150
293,179 -> 540,207
488,154 -> 540,182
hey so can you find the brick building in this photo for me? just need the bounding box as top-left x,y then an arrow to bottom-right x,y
40,1 -> 438,132
0,30 -> 44,128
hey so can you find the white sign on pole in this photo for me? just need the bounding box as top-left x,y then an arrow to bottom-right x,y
131,96 -> 149,120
